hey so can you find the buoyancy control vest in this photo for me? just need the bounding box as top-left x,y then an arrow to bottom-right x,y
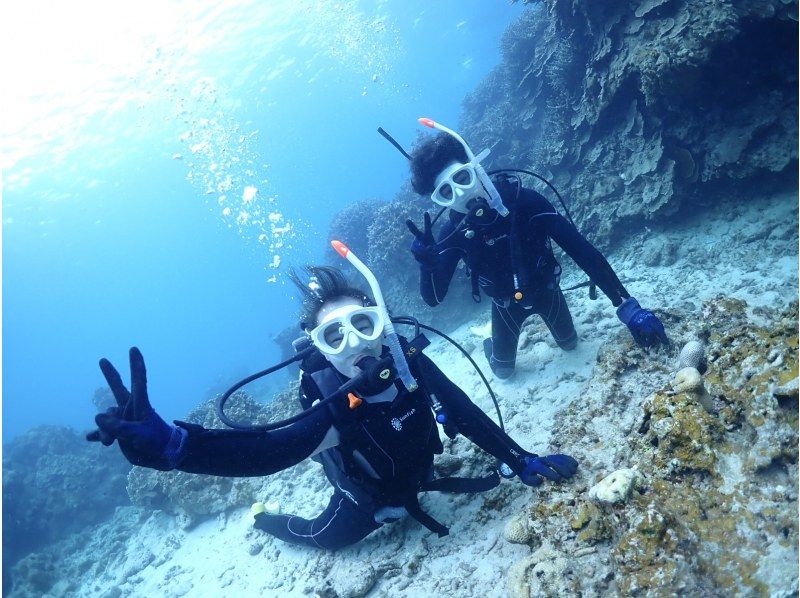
297,338 -> 500,537
460,175 -> 563,306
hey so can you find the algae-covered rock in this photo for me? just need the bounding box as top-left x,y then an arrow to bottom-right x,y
515,297 -> 798,596
572,502 -> 612,545
642,391 -> 721,473
614,500 -> 701,595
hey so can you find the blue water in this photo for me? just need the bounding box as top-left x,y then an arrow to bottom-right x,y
2,0 -> 524,439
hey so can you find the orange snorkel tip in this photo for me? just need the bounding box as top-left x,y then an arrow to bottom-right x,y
331,240 -> 350,258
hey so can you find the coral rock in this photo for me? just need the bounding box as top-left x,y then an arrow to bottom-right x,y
673,367 -> 704,393
503,512 -> 533,544
588,469 -> 641,504
678,340 -> 708,373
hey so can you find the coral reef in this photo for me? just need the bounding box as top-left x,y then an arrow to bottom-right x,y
678,339 -> 707,373
503,296 -> 799,595
2,426 -> 131,566
503,512 -> 534,544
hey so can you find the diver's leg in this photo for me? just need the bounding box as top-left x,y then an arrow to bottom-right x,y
536,287 -> 578,350
254,492 -> 380,551
486,301 -> 529,378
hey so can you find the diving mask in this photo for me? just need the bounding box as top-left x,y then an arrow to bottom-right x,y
419,117 -> 509,217
309,305 -> 385,356
432,161 -> 481,214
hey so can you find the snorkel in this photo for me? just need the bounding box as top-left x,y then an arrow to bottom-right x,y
418,117 -> 509,218
331,240 -> 419,392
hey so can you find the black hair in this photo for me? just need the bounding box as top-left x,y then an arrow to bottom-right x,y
410,132 -> 469,196
289,265 -> 373,330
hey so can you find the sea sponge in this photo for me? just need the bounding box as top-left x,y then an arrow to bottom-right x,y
588,469 -> 641,504
678,340 -> 707,373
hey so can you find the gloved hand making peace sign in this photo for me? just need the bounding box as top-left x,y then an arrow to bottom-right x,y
406,211 -> 439,269
86,347 -> 187,471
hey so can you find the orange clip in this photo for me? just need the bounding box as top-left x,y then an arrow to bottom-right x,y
347,393 -> 363,410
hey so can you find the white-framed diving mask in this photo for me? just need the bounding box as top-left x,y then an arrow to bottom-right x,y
308,305 -> 385,356
431,161 -> 482,214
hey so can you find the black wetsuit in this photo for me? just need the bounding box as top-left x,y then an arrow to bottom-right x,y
174,349 -> 528,550
418,178 -> 629,376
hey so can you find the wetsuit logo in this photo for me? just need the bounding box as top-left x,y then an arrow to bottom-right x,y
390,408 -> 416,431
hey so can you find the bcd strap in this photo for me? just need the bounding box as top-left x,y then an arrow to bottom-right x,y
470,268 -> 481,303
400,471 -> 502,538
403,494 -> 449,538
420,471 -> 501,494
404,332 -> 431,357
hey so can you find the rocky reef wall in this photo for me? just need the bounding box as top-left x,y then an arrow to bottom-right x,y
465,0 -> 798,247
317,0 -> 797,331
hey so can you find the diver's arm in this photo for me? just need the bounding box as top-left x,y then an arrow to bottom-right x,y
524,190 -> 629,306
90,348 -> 339,476
418,223 -> 463,306
415,353 -> 530,476
177,406 -> 339,476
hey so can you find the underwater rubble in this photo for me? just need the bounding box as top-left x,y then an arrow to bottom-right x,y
502,296 -> 799,597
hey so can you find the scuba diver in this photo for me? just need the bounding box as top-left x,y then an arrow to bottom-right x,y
393,118 -> 668,379
87,244 -> 578,551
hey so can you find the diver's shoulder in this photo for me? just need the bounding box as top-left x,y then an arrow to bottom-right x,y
498,183 -> 556,216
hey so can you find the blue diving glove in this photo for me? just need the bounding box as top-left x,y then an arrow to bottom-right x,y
520,454 -> 579,487
86,347 -> 187,471
406,211 -> 439,269
616,297 -> 669,348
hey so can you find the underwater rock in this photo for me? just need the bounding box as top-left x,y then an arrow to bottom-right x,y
507,545 -> 577,598
773,376 -> 799,399
587,468 -> 642,504
571,502 -> 612,544
678,340 -> 707,373
463,0 -> 797,249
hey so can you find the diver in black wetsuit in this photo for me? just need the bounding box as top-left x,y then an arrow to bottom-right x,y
87,266 -> 578,550
404,121 -> 668,379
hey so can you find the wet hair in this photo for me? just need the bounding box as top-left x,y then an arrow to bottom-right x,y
290,265 -> 373,330
410,132 -> 469,196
